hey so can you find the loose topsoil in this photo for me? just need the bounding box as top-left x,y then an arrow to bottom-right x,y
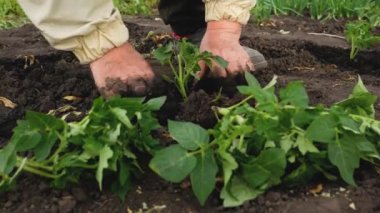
0,16 -> 380,213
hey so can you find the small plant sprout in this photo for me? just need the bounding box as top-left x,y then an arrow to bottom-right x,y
154,39 -> 228,99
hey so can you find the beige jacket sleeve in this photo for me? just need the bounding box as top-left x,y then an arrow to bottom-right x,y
203,0 -> 256,25
17,0 -> 129,64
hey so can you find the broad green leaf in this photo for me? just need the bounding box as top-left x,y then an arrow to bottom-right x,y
295,133 -> 319,155
221,177 -> 262,207
33,133 -> 58,161
83,137 -> 103,157
328,137 -> 360,185
218,150 -> 238,186
26,111 -> 64,131
242,148 -> 286,188
353,76 -> 369,95
237,85 -> 277,106
153,42 -> 173,63
107,96 -> 144,117
345,134 -> 380,160
339,115 -> 361,134
108,124 -> 121,144
12,129 -> 42,152
96,145 -> 114,190
0,143 -> 17,174
190,150 -> 218,205
145,96 -> 167,111
337,93 -> 377,118
110,107 -> 133,129
283,163 -> 317,186
280,134 -> 294,153
337,77 -> 377,118
149,145 -> 197,182
306,114 -> 338,143
293,109 -> 320,127
279,81 -> 309,108
168,120 -> 209,150
118,159 -> 130,186
10,120 -> 41,151
244,72 -> 261,89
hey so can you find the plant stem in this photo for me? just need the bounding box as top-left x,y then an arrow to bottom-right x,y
24,159 -> 53,171
16,161 -> 62,179
9,157 -> 27,183
226,95 -> 254,110
177,52 -> 187,99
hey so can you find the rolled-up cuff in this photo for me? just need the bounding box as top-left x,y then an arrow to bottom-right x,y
203,0 -> 256,25
71,11 -> 129,64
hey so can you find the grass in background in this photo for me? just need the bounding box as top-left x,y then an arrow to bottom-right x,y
113,0 -> 157,16
252,0 -> 379,21
251,0 -> 380,59
0,0 -> 28,29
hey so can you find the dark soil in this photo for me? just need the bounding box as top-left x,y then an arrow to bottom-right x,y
1,16 -> 380,212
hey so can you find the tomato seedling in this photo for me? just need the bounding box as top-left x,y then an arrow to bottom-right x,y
154,39 -> 227,99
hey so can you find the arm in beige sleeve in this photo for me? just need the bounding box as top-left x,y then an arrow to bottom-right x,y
17,0 -> 129,64
203,0 -> 256,25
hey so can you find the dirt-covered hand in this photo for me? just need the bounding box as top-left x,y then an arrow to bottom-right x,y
90,43 -> 154,97
199,21 -> 254,78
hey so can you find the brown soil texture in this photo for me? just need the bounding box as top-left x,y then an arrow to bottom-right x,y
1,16 -> 380,212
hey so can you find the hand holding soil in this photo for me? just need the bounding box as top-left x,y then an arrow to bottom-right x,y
90,43 -> 154,97
199,21 -> 255,78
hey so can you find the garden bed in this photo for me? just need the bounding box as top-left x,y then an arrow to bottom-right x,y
0,16 -> 380,212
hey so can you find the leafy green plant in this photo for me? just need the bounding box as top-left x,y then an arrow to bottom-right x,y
345,20 -> 380,59
150,72 -> 380,207
153,40 -> 228,99
0,96 -> 166,199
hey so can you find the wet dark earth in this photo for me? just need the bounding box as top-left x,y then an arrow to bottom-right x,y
0,16 -> 380,212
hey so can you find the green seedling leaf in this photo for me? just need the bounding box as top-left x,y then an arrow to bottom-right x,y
295,133 -> 319,155
11,121 -> 41,152
244,71 -> 261,89
218,150 -> 238,186
145,96 -> 166,111
96,145 -> 114,190
153,42 -> 173,63
150,145 -> 197,182
168,120 -> 209,150
345,134 -> 380,160
242,148 -> 286,189
110,107 -> 133,129
118,159 -> 130,186
33,133 -> 58,161
280,81 -> 309,108
0,143 -> 17,174
221,177 -> 262,207
190,150 -> 218,205
306,114 -> 338,143
337,76 -> 377,117
328,137 -> 360,185
283,163 -> 317,186
26,111 -> 64,131
280,134 -> 294,153
339,115 -> 361,134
